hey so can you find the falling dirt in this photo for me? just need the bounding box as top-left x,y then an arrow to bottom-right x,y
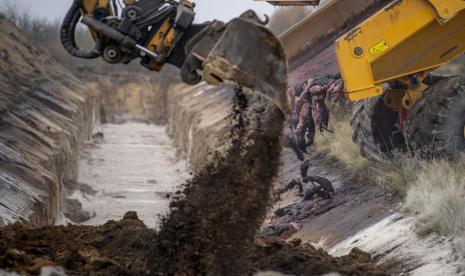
0,86 -> 387,276
147,86 -> 285,275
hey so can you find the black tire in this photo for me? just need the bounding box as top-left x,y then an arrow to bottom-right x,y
351,96 -> 406,161
405,76 -> 465,159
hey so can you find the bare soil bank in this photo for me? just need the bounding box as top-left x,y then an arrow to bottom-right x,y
0,18 -> 97,226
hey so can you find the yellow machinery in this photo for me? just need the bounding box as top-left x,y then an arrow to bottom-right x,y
61,0 -> 288,111
270,0 -> 465,159
337,0 -> 465,159
336,0 -> 465,102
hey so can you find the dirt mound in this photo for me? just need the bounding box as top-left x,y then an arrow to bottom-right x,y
252,240 -> 387,275
0,212 -> 152,275
0,214 -> 386,276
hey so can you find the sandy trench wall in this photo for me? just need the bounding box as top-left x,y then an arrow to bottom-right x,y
167,83 -> 235,171
0,19 -> 167,227
0,19 -> 100,227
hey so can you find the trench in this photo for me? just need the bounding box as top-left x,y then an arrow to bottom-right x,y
0,15 -> 410,275
70,123 -> 188,227
59,71 -> 199,228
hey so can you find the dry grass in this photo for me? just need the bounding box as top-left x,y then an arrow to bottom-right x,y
314,116 -> 370,170
314,110 -> 465,242
403,157 -> 465,237
313,102 -> 371,171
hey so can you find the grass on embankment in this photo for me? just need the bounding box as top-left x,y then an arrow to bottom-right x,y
313,106 -> 465,241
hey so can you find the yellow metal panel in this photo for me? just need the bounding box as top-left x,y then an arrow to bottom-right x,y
335,0 -> 465,101
82,0 -> 109,14
147,17 -> 175,71
147,18 -> 172,52
427,0 -> 465,20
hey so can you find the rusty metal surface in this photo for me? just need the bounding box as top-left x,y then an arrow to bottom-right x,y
202,18 -> 289,112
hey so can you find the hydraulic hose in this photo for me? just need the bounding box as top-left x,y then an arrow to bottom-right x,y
60,0 -> 104,59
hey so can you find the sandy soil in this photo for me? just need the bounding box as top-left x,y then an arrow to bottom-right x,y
67,123 -> 188,228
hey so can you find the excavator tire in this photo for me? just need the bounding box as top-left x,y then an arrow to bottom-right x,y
405,76 -> 465,159
351,96 -> 406,162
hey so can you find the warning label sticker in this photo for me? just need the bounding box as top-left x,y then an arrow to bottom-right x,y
369,40 -> 390,57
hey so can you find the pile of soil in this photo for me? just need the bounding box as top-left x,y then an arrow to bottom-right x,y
147,86 -> 285,275
252,240 -> 388,275
0,214 -> 387,276
0,212 -> 152,275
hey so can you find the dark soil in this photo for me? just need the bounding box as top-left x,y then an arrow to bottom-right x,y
147,87 -> 285,275
252,240 -> 388,276
0,214 -> 388,276
0,88 -> 388,276
0,212 -> 153,275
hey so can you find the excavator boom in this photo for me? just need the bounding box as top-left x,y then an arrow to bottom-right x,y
61,0 -> 288,111
336,0 -> 465,101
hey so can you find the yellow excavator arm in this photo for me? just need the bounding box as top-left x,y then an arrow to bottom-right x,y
335,0 -> 465,102
61,0 -> 288,111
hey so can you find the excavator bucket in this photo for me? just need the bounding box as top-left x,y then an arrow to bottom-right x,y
201,18 -> 289,113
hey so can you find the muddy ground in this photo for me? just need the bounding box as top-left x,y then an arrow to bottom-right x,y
72,123 -> 188,228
